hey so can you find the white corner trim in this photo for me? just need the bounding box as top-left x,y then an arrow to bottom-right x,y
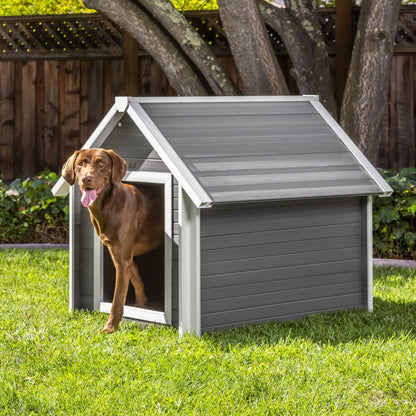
93,232 -> 103,311
178,188 -> 201,336
127,102 -> 212,209
367,196 -> 373,312
68,186 -> 76,310
310,100 -> 393,196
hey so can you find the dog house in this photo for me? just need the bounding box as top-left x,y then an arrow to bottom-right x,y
53,96 -> 392,335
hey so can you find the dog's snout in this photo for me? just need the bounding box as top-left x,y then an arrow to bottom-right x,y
81,175 -> 93,185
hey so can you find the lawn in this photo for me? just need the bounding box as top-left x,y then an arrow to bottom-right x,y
0,250 -> 415,415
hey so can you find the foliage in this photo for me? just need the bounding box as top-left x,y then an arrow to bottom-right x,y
0,0 -> 94,16
373,168 -> 416,259
0,172 -> 68,244
0,0 -> 217,16
0,249 -> 415,415
170,0 -> 218,11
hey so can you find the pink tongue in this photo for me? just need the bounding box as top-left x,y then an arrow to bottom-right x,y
81,189 -> 97,207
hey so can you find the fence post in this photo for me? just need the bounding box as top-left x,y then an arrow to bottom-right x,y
123,31 -> 139,96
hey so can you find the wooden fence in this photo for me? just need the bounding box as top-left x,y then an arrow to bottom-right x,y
0,9 -> 416,180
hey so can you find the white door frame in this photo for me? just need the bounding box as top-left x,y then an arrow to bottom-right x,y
94,171 -> 173,325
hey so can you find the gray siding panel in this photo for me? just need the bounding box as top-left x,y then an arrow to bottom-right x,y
73,187 -> 95,310
202,294 -> 363,331
105,114 -> 168,173
199,197 -> 367,332
202,272 -> 363,301
202,259 -> 362,290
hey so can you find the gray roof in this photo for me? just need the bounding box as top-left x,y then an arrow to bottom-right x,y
53,96 -> 392,207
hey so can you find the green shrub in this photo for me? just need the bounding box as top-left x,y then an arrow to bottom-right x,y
0,0 -> 94,16
0,0 -> 218,16
373,168 -> 416,259
0,171 -> 69,244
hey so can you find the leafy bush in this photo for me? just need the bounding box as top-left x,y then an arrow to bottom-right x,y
0,0 -> 218,16
373,168 -> 416,259
0,0 -> 94,16
0,171 -> 69,244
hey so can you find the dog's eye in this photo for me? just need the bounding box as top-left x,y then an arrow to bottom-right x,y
78,161 -> 83,167
98,161 -> 104,167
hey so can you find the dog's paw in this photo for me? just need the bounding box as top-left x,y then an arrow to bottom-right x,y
102,322 -> 115,334
134,296 -> 147,309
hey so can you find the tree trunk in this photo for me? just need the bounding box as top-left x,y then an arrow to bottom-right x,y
340,0 -> 401,162
138,0 -> 240,96
259,0 -> 337,117
83,0 -> 209,96
218,0 -> 289,95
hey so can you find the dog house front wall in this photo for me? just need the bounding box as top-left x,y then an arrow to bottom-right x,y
198,196 -> 372,333
67,115 -> 180,327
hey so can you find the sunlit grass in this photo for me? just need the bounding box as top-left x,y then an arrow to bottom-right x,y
0,250 -> 415,415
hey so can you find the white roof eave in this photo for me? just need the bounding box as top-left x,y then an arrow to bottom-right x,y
127,102 -> 212,209
310,100 -> 393,196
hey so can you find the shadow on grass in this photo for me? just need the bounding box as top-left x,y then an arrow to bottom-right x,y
206,266 -> 416,347
206,297 -> 416,348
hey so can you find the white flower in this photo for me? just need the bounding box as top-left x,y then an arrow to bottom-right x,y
5,189 -> 19,198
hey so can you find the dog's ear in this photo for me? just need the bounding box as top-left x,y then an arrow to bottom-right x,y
62,151 -> 80,185
106,149 -> 126,185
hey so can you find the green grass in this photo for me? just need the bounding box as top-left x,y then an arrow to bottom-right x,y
0,250 -> 415,415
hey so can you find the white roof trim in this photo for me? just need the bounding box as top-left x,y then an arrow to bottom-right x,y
52,103 -> 126,197
310,100 -> 393,196
128,95 -> 319,104
127,102 -> 212,208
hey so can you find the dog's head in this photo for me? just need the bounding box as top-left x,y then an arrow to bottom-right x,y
62,148 -> 126,207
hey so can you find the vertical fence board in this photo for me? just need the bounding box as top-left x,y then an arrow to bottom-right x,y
111,59 -> 124,98
80,60 -> 90,146
0,62 -> 15,179
87,59 -> 104,138
36,61 -> 45,174
389,56 -> 415,170
21,61 -> 37,178
64,60 -> 81,160
103,60 -> 113,113
43,61 -> 60,172
59,61 -> 66,164
414,56 -> 416,168
123,32 -> 139,96
14,62 -> 22,179
44,60 -> 60,173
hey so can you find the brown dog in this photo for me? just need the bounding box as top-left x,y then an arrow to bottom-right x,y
62,148 -> 164,333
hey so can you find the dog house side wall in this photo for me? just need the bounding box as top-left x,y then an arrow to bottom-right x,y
199,196 -> 369,333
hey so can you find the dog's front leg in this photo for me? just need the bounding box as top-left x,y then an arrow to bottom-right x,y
102,252 -> 131,334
